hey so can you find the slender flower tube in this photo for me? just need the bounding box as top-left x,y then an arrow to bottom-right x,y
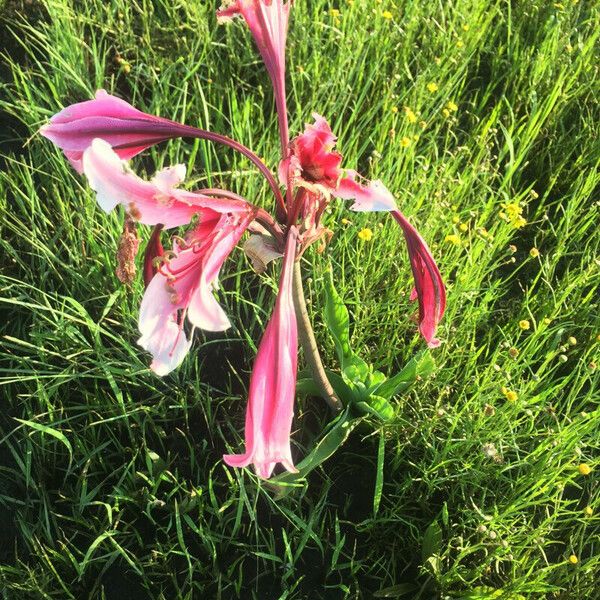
217,0 -> 293,153
40,90 -> 286,215
224,226 -> 299,478
392,211 -> 446,348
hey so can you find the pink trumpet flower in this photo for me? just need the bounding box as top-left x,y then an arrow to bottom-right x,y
224,226 -> 299,478
282,114 -> 445,344
139,210 -> 255,375
281,114 -> 397,212
82,138 -> 248,228
217,0 -> 293,151
39,90 -> 184,173
39,90 -> 287,215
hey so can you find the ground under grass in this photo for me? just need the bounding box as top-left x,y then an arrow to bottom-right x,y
0,0 -> 598,598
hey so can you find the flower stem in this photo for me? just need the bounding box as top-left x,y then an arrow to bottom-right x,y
292,260 -> 342,412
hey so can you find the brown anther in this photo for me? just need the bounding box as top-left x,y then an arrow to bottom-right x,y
115,216 -> 140,285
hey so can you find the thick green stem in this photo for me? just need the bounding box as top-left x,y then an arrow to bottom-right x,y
292,260 -> 343,412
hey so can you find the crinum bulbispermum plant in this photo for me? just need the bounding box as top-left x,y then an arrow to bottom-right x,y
40,0 -> 446,480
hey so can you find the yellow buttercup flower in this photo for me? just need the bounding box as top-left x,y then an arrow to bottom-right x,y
519,320 -> 530,330
427,82 -> 439,93
529,247 -> 540,257
568,555 -> 578,565
400,136 -> 411,148
445,234 -> 461,245
382,10 -> 393,19
447,101 -> 458,112
578,463 -> 592,476
358,228 -> 373,241
404,107 -> 418,123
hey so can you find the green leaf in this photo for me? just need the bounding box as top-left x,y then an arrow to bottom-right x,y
342,357 -> 371,389
323,267 -> 354,368
354,396 -> 395,421
422,519 -> 443,563
269,409 -> 361,492
297,369 -> 361,405
372,350 -> 435,400
373,431 -> 385,517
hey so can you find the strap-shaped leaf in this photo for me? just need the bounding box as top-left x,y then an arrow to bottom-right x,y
370,350 -> 435,400
354,395 -> 394,421
268,409 -> 362,493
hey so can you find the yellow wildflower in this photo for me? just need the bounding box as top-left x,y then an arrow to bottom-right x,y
341,218 -> 352,225
427,82 -> 439,93
442,108 -> 450,118
404,107 -> 418,123
329,8 -> 340,17
400,136 -> 411,148
462,24 -> 470,31
382,10 -> 393,19
391,106 -> 399,113
519,320 -> 530,331
447,101 -> 458,112
419,120 -> 427,129
358,228 -> 373,241
445,234 -> 461,245
584,507 -> 593,516
578,463 -> 592,476
459,223 -> 468,232
452,216 -> 460,224
456,39 -> 464,48
503,389 -> 518,402
529,247 -> 540,258
568,555 -> 578,565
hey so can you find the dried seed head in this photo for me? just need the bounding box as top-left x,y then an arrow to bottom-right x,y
115,216 -> 140,285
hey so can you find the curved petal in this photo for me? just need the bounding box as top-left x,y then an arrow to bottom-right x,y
336,171 -> 398,212
82,139 -> 245,227
392,210 -> 446,347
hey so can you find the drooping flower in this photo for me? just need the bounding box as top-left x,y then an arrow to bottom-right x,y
218,0 -> 293,150
138,210 -> 255,375
282,115 -> 445,346
224,226 -> 299,478
79,138 -> 256,374
39,90 -> 189,173
392,211 -> 446,348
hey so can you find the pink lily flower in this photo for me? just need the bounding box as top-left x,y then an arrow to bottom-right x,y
40,90 -> 287,216
217,0 -> 293,151
280,114 -> 397,212
39,90 -> 187,173
138,210 -> 254,375
82,138 -> 248,228
223,226 -> 299,478
282,114 -> 445,346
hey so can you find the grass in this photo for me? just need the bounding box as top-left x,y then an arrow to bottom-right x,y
0,0 -> 598,597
